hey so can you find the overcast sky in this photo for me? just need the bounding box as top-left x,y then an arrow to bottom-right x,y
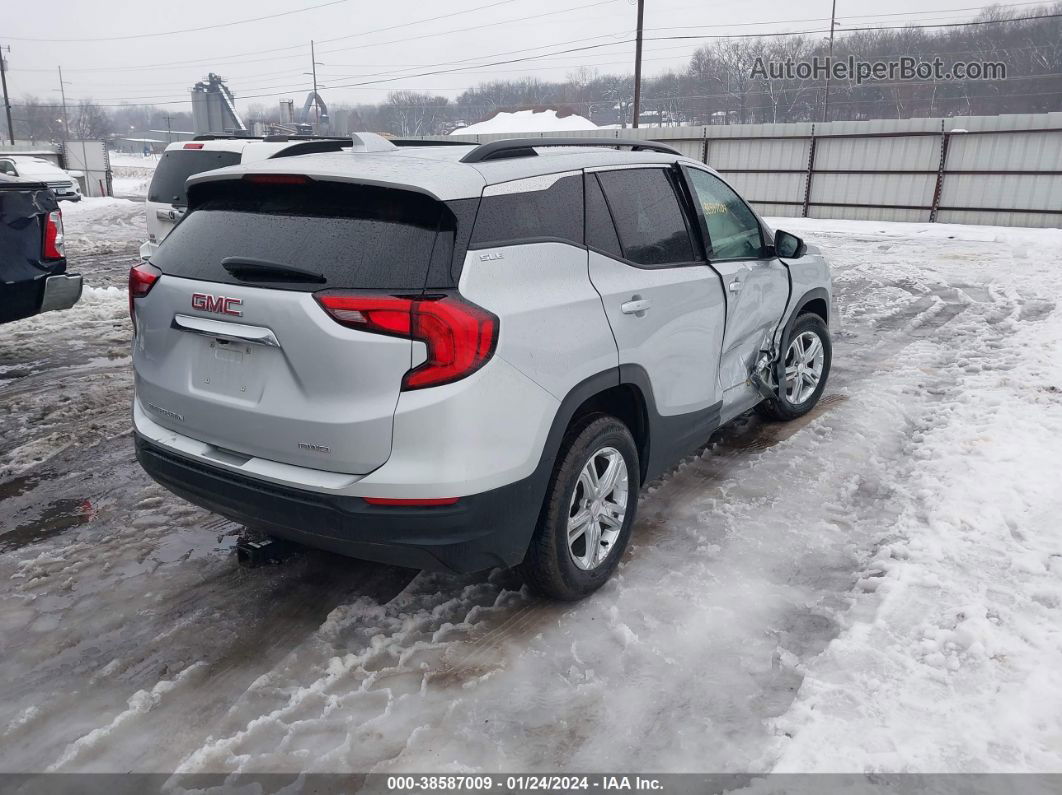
1,0 -> 1038,115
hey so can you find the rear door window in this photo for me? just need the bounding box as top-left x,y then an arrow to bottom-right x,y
595,168 -> 699,267
585,173 -> 623,259
148,149 -> 241,206
152,181 -> 452,291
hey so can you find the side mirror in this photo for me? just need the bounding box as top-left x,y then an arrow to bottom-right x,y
775,230 -> 806,259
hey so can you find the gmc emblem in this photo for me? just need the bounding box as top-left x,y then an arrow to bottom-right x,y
191,292 -> 243,317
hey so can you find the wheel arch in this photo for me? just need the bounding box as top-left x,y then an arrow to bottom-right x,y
788,287 -> 831,330
773,286 -> 832,398
539,366 -> 721,487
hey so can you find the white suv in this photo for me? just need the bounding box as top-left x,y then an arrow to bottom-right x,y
140,135 -> 355,260
130,137 -> 833,600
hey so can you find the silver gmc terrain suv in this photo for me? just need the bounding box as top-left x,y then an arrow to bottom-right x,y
130,135 -> 833,600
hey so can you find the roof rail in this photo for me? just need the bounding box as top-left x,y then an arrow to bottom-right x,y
267,139 -> 352,159
261,134 -> 351,142
192,133 -> 260,141
458,137 -> 682,164
191,133 -> 352,142
391,138 -> 475,147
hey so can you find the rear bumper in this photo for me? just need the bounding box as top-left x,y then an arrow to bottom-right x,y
135,434 -> 544,573
40,273 -> 83,313
0,273 -> 81,324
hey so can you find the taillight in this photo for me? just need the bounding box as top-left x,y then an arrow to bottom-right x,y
183,142 -> 204,149
128,262 -> 162,333
43,210 -> 64,259
316,292 -> 498,390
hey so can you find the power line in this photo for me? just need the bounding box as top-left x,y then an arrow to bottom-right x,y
16,8 -> 1062,108
4,0 -> 352,42
5,0 -> 603,74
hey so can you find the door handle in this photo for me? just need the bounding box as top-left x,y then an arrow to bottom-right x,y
621,298 -> 652,315
728,280 -> 743,293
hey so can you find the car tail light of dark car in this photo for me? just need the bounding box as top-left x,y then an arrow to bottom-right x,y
128,262 -> 162,333
43,210 -> 65,260
315,292 -> 498,391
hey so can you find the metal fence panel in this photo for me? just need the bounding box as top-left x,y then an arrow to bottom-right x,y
718,171 -> 805,206
811,204 -> 927,223
706,138 -> 808,172
947,131 -> 1062,171
811,173 -> 937,212
815,134 -> 939,172
940,173 -> 1062,212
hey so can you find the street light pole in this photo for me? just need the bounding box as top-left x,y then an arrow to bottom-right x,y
1,44 -> 14,145
631,0 -> 645,129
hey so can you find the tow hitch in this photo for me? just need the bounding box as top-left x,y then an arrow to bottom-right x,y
235,536 -> 299,568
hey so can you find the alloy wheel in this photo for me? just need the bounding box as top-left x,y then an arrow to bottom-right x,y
567,447 -> 629,571
783,330 -> 825,404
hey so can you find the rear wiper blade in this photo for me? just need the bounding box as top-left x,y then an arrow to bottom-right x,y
221,257 -> 326,284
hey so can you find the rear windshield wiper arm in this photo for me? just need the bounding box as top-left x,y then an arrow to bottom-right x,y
221,257 -> 327,284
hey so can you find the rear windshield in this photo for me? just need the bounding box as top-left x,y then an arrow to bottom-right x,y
152,181 -> 451,291
148,149 -> 241,205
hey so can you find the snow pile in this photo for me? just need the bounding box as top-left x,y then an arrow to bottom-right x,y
451,108 -> 597,135
60,196 -> 145,255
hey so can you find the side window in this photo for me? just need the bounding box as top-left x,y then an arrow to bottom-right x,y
596,168 -> 697,267
686,169 -> 765,260
0,160 -> 16,176
470,173 -> 583,248
585,174 -> 622,259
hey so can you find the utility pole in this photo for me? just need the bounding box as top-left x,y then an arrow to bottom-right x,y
822,0 -> 837,123
631,0 -> 644,129
310,40 -> 320,125
1,44 -> 13,145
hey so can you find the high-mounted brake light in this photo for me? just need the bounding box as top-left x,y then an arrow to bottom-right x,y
128,262 -> 162,333
362,497 -> 460,507
43,210 -> 64,259
315,292 -> 498,390
183,143 -> 204,149
243,174 -> 312,185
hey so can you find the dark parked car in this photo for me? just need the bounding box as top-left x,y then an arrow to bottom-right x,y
0,174 -> 82,325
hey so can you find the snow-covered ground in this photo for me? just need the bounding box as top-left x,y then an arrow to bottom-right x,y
0,201 -> 1060,776
108,152 -> 159,199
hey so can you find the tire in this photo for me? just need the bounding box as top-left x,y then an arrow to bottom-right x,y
519,414 -> 640,601
757,313 -> 832,422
